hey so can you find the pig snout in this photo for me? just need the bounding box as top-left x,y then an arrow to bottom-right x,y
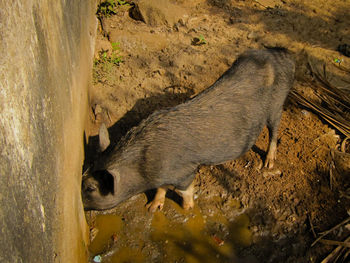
81,170 -> 119,210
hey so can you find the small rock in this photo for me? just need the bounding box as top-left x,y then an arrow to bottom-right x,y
251,226 -> 259,232
93,255 -> 102,263
130,0 -> 188,27
247,31 -> 260,40
301,109 -> 310,116
111,233 -> 118,243
178,18 -> 186,26
90,227 -> 99,242
263,168 -> 282,178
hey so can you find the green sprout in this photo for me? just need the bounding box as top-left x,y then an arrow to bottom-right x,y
94,42 -> 123,66
110,42 -> 123,65
198,35 -> 207,44
192,35 -> 207,46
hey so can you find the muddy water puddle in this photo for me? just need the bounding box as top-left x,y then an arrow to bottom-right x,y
88,213 -> 145,263
89,214 -> 123,254
88,198 -> 252,262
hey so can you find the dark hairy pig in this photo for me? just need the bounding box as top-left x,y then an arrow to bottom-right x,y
82,48 -> 295,211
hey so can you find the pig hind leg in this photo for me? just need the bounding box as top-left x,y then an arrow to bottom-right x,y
177,179 -> 195,210
264,109 -> 282,169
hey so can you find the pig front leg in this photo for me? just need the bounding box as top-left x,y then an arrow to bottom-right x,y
146,180 -> 196,212
146,187 -> 167,212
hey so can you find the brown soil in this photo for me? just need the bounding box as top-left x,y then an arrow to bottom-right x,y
85,0 -> 350,262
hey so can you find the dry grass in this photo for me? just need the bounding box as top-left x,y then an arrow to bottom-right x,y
290,58 -> 350,138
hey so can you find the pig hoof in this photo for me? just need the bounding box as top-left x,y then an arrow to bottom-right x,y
146,200 -> 164,212
182,202 -> 194,210
257,159 -> 264,170
264,158 -> 275,169
182,199 -> 194,210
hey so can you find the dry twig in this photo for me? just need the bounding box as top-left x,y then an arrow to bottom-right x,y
319,238 -> 350,248
309,214 -> 317,238
321,235 -> 350,263
312,217 -> 350,247
341,137 -> 350,153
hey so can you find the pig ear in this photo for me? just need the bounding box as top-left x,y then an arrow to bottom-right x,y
99,123 -> 110,152
108,169 -> 120,194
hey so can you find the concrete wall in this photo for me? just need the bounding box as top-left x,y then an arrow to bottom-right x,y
0,1 -> 96,262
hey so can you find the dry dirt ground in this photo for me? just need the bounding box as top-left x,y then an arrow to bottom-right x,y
84,0 -> 350,262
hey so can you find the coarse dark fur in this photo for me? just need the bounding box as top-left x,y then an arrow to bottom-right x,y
82,48 -> 295,210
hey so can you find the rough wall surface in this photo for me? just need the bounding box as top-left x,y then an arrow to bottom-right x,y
0,1 -> 96,262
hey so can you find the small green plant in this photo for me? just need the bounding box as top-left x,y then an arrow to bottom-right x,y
116,0 -> 129,5
110,42 -> 123,65
192,35 -> 207,46
93,42 -> 123,84
97,0 -> 130,18
198,35 -> 207,44
95,42 -> 123,66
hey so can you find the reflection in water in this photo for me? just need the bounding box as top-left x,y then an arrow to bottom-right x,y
151,200 -> 251,263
